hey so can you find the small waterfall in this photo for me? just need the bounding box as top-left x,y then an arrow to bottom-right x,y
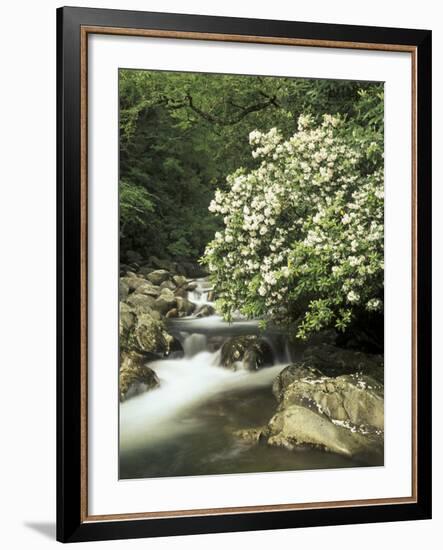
187,278 -> 214,308
120,277 -> 295,454
120,349 -> 287,452
183,333 -> 208,357
261,333 -> 294,365
119,276 -> 368,478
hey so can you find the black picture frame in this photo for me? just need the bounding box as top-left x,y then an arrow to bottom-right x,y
57,6 -> 432,543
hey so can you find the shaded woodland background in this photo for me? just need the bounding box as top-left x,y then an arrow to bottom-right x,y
119,70 -> 383,264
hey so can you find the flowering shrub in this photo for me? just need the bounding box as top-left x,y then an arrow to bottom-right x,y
202,114 -> 384,338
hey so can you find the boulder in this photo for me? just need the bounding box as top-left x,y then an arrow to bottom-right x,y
221,336 -> 273,371
133,313 -> 172,355
120,275 -> 145,293
195,304 -> 215,318
125,293 -> 157,313
176,296 -> 196,317
160,288 -> 174,299
272,363 -> 325,401
153,290 -> 177,316
168,336 -> 184,358
119,279 -> 130,301
261,360 -> 384,458
276,371 -> 384,430
160,280 -> 176,292
133,282 -> 161,298
120,302 -> 136,334
263,405 -> 382,457
173,275 -> 188,288
174,287 -> 188,298
165,308 -> 179,318
119,351 -> 159,401
146,269 -> 171,286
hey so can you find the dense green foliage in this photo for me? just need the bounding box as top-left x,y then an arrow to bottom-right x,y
119,69 -> 382,264
202,115 -> 384,339
120,69 -> 383,342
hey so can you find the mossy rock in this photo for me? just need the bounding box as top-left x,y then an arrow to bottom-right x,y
120,276 -> 146,293
221,335 -> 273,371
133,282 -> 161,298
125,292 -> 157,313
134,313 -> 172,355
119,351 -> 159,401
146,269 -> 171,285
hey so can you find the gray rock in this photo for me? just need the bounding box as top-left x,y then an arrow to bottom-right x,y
173,275 -> 188,288
160,287 -> 175,299
160,280 -> 176,292
176,296 -> 196,317
126,293 -> 157,312
119,302 -> 136,334
120,276 -> 145,293
277,372 -> 384,430
119,351 -> 159,401
153,292 -> 176,315
221,336 -> 273,371
165,308 -> 179,318
133,282 -> 161,298
263,405 -> 382,457
133,314 -> 172,355
195,304 -> 215,318
146,269 -> 171,285
149,309 -> 162,321
174,287 -> 188,298
272,363 -> 325,401
119,279 -> 130,301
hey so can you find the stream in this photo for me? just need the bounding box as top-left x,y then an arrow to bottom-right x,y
119,279 -> 359,479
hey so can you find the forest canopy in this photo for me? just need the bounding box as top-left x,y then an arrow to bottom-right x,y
120,69 -> 383,262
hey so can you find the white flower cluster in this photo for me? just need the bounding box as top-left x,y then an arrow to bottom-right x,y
203,114 -> 384,334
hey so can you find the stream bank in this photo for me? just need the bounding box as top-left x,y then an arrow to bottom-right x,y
119,259 -> 384,479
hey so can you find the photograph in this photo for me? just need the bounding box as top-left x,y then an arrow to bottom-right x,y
118,68 -> 385,480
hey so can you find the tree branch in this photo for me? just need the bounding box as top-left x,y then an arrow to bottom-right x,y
185,93 -> 279,126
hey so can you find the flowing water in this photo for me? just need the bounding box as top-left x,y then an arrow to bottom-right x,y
119,279 -> 361,479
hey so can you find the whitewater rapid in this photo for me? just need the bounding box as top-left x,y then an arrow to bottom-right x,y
119,279 -> 290,452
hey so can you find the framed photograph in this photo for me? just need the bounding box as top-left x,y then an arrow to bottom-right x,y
57,6 -> 432,543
